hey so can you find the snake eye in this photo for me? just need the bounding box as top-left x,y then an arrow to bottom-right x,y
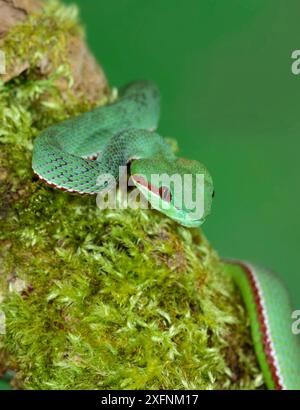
159,186 -> 172,202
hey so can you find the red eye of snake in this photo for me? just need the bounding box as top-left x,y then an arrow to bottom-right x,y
158,186 -> 172,202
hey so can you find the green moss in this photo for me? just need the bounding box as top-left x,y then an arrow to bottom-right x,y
0,197 -> 263,389
0,0 -> 263,390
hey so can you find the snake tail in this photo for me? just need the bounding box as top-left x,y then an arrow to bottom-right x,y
223,260 -> 300,390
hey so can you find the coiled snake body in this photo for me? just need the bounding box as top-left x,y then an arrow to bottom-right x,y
32,80 -> 300,389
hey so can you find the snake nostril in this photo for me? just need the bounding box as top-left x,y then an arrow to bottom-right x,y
212,190 -> 215,198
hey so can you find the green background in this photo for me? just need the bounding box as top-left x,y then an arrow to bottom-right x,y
65,0 -> 300,307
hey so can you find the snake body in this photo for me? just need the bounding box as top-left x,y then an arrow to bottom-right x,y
32,80 -> 300,389
32,81 -> 213,227
224,260 -> 300,390
32,81 -> 162,194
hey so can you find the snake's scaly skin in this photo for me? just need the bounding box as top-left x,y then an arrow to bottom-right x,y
32,81 -> 161,194
224,260 -> 300,390
32,80 -> 213,227
32,80 -> 300,389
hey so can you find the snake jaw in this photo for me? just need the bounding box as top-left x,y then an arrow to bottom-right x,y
131,174 -> 204,227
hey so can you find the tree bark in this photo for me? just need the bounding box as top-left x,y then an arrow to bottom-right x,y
0,0 -> 42,38
0,0 -> 108,103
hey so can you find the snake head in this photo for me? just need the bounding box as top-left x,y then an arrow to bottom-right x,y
130,157 -> 214,227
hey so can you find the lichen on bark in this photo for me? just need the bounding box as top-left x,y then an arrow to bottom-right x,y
0,0 -> 263,389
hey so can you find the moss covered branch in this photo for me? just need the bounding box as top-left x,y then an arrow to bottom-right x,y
0,0 -> 263,389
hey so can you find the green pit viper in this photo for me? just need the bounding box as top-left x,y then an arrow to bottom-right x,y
32,80 -> 300,390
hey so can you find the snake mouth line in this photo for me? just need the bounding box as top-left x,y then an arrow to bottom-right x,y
131,174 -> 161,198
225,259 -> 285,390
131,174 -> 177,206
